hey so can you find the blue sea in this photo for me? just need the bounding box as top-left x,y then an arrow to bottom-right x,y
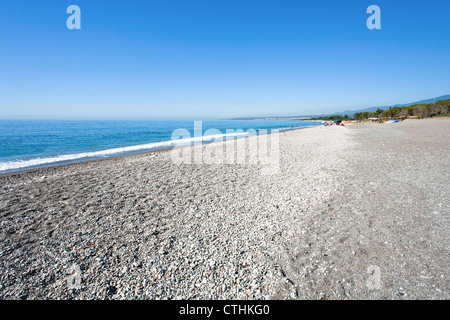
0,120 -> 319,173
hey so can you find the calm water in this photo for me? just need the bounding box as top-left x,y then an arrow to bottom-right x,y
0,120 -> 319,172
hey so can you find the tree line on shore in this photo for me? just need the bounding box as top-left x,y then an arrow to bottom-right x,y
312,99 -> 450,121
354,99 -> 450,120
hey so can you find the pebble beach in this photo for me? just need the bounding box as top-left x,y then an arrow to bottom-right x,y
0,118 -> 448,300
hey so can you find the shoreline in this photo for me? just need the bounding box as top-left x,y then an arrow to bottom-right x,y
0,123 -> 318,177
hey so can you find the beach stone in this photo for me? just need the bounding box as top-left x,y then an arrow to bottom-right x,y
0,119 -> 448,300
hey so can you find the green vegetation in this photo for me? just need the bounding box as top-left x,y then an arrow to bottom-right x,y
309,114 -> 350,121
299,99 -> 450,122
354,99 -> 450,120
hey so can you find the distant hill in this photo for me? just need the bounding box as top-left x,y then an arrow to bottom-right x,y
338,95 -> 450,118
232,95 -> 450,120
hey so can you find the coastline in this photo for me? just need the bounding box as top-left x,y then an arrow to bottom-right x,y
0,118 -> 448,299
0,123 -> 319,177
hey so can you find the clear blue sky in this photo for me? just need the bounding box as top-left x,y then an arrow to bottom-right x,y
0,0 -> 449,119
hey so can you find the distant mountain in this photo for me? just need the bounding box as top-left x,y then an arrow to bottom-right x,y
392,95 -> 450,107
232,95 -> 450,120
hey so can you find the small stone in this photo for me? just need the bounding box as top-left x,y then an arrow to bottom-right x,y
107,286 -> 117,295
